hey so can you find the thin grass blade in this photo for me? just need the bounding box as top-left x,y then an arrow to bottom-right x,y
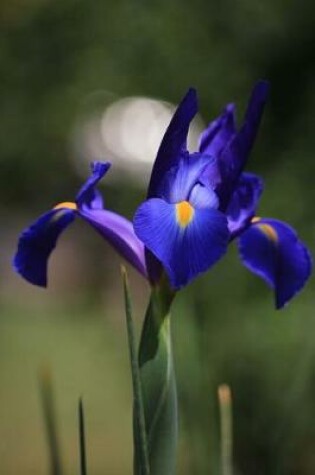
78,398 -> 88,475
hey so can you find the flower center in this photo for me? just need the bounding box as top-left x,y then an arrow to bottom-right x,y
176,201 -> 194,228
53,201 -> 78,210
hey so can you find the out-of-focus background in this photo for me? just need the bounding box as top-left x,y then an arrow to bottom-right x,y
1,0 -> 315,473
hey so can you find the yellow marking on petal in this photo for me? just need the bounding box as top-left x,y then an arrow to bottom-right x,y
53,201 -> 77,211
257,223 -> 278,243
176,201 -> 194,228
251,216 -> 261,224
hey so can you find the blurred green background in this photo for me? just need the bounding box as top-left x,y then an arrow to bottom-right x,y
1,0 -> 315,473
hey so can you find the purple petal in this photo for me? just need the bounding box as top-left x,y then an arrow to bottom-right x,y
243,81 -> 270,152
13,208 -> 75,287
199,103 -> 236,158
79,208 -> 147,277
238,218 -> 312,308
76,161 -> 111,210
218,81 -> 269,208
147,88 -> 198,198
189,183 -> 219,209
227,173 -> 263,237
133,198 -> 229,289
157,152 -> 215,203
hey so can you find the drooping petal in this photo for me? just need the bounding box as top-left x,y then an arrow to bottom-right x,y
133,198 -> 229,289
79,208 -> 147,277
158,152 -> 215,203
227,173 -> 263,237
238,218 -> 312,308
13,208 -> 76,287
147,88 -> 198,198
76,161 -> 111,210
199,103 -> 236,158
218,81 -> 269,208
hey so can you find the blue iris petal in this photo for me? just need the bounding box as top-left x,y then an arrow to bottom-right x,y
238,218 -> 312,308
227,173 -> 263,237
79,208 -> 147,277
199,103 -> 236,158
13,160 -> 148,287
148,88 -> 198,198
134,198 -> 229,289
76,161 -> 111,210
189,184 -> 219,209
242,81 -> 270,153
218,81 -> 269,208
158,152 -> 215,203
13,208 -> 75,287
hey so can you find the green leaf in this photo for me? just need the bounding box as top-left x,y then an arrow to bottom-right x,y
121,266 -> 150,475
136,281 -> 177,475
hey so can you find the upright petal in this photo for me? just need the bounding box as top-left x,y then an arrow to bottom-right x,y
134,198 -> 229,289
76,161 -> 111,210
242,81 -> 270,154
199,103 -> 236,158
238,218 -> 312,308
13,208 -> 76,287
158,152 -> 215,203
227,173 -> 263,237
189,184 -> 219,209
79,208 -> 147,277
147,88 -> 198,198
218,81 -> 269,208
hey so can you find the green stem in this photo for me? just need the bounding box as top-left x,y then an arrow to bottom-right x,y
218,384 -> 233,475
135,282 -> 177,475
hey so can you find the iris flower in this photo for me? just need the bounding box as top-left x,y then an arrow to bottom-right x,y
13,82 -> 311,308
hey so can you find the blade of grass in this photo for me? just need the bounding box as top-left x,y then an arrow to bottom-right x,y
78,398 -> 88,475
121,266 -> 150,475
218,384 -> 233,475
39,366 -> 63,475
